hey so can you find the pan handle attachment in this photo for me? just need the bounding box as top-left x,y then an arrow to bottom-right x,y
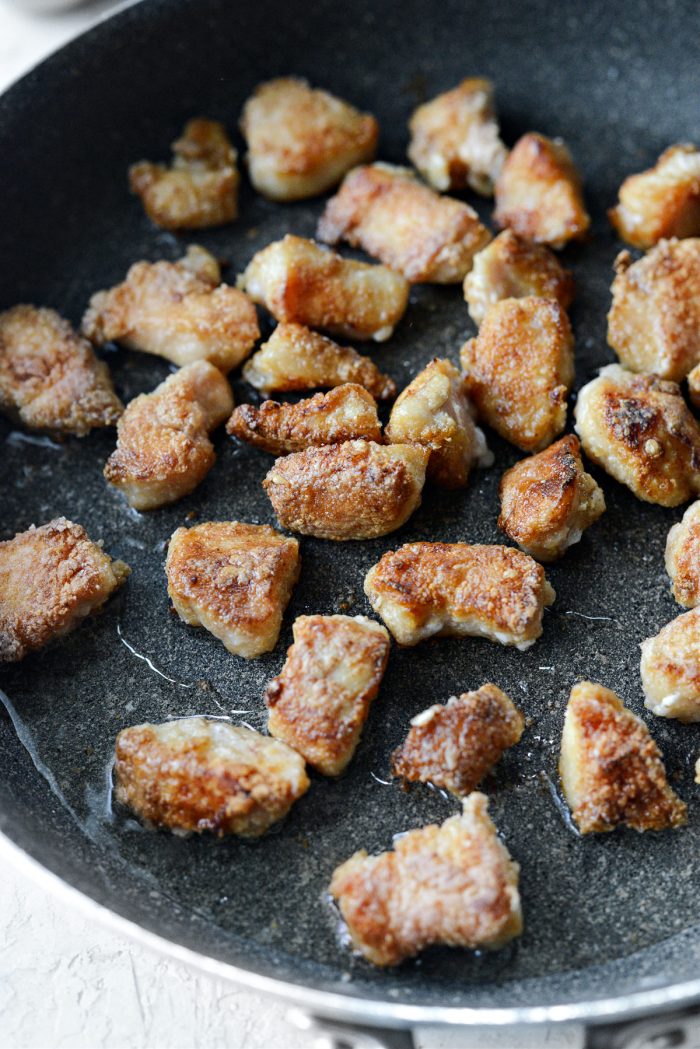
584,1007 -> 700,1049
287,1009 -> 415,1049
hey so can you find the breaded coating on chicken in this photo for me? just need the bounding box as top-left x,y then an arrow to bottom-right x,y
266,614 -> 390,775
407,77 -> 508,196
574,364 -> 700,507
392,684 -> 524,798
559,681 -> 687,833
498,435 -> 606,562
104,361 -> 233,511
607,240 -> 700,382
666,501 -> 700,607
464,230 -> 574,326
494,133 -> 590,249
0,517 -> 129,663
364,542 -> 555,650
129,118 -> 239,230
238,235 -> 409,343
317,163 -> 491,283
609,145 -> 700,249
83,245 -> 259,373
114,718 -> 309,838
242,323 -> 395,401
460,296 -> 574,453
0,305 -> 122,435
385,358 -> 492,488
329,792 -> 522,966
263,440 -> 428,541
240,77 -> 378,202
641,607 -> 700,723
227,384 -> 381,455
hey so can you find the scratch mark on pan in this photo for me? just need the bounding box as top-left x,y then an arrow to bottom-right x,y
117,622 -> 196,688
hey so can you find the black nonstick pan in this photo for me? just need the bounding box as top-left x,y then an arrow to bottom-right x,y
1,1 -> 699,1044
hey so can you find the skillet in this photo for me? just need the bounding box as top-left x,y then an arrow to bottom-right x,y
0,0 -> 699,1043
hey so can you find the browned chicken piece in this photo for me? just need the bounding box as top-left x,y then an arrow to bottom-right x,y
609,144 -> 700,249
407,77 -> 508,196
227,384 -> 381,455
165,521 -> 300,659
238,235 -> 410,343
265,614 -> 390,775
329,792 -> 522,966
607,240 -> 700,382
498,435 -> 606,562
104,361 -> 233,511
264,440 -> 428,541
574,364 -> 700,507
240,77 -> 378,202
129,118 -> 240,230
0,305 -> 122,435
114,718 -> 309,838
494,133 -> 590,249
385,357 -> 492,488
0,517 -> 129,663
391,684 -> 524,797
364,542 -> 555,650
559,681 -> 687,834
666,501 -> 700,607
688,363 -> 700,410
640,606 -> 700,723
463,230 -> 574,326
242,322 -> 396,401
83,245 -> 259,373
317,163 -> 491,284
460,296 -> 574,453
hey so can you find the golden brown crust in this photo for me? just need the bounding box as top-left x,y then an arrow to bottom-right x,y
574,363 -> 700,507
0,517 -> 129,663
609,144 -> 700,249
559,681 -> 687,833
0,305 -> 122,435
498,435 -> 606,562
460,296 -> 574,452
227,383 -> 381,455
114,718 -> 309,838
494,133 -> 590,249
329,792 -> 522,966
391,684 -> 524,797
317,163 -> 491,283
129,118 -> 239,230
641,606 -> 700,723
265,614 -> 390,775
666,501 -> 700,608
688,362 -> 700,409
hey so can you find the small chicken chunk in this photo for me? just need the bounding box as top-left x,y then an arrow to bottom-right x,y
464,230 -> 574,326
240,77 -> 378,202
609,144 -> 700,249
129,118 -> 239,230
242,323 -> 395,401
0,517 -> 129,663
263,440 -> 428,541
238,235 -> 409,343
640,607 -> 700,723
317,163 -> 491,283
265,614 -> 390,775
104,361 -> 233,510
165,521 -> 300,659
83,245 -> 259,373
407,77 -> 507,196
364,542 -> 555,650
329,792 -> 522,966
385,358 -> 492,488
0,305 -> 122,435
494,133 -> 590,249
559,681 -> 687,833
607,240 -> 700,382
460,296 -> 574,453
574,364 -> 700,507
392,684 -> 524,798
227,384 -> 381,455
114,718 -> 309,838
666,501 -> 700,607
688,364 -> 700,410
498,435 -> 606,562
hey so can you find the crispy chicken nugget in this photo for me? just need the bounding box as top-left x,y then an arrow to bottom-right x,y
609,144 -> 700,249
665,501 -> 700,608
641,606 -> 700,723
